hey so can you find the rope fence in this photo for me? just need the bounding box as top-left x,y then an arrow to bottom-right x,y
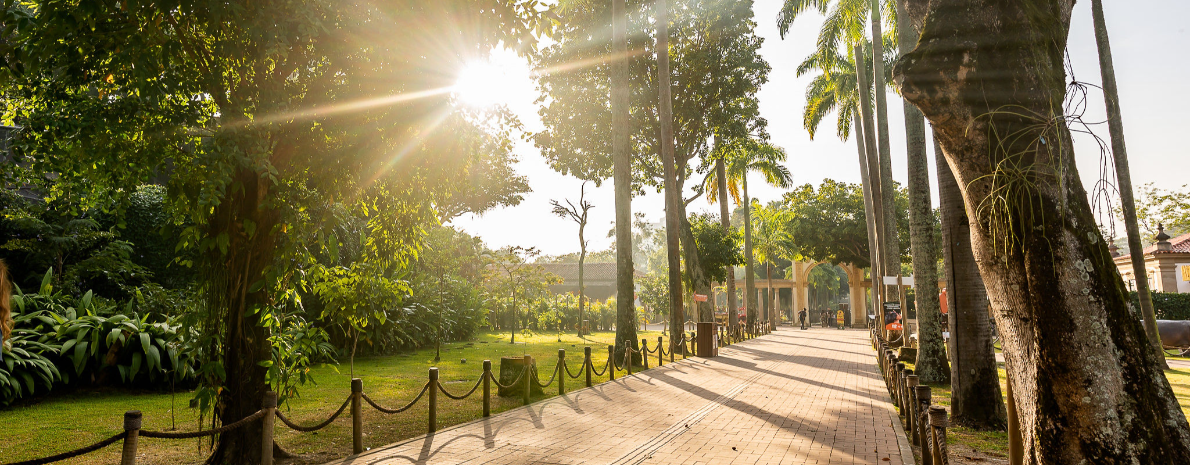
8,322 -> 776,465
871,325 -> 950,465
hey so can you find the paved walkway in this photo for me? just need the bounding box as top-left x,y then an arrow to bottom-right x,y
327,327 -> 910,465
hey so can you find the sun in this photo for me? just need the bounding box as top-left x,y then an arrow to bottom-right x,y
453,57 -> 523,108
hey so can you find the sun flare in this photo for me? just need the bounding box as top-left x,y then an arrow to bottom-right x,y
454,60 -> 518,108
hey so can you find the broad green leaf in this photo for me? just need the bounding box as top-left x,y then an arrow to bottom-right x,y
130,352 -> 142,381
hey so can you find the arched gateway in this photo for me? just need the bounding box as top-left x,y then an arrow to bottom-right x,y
729,260 -> 871,327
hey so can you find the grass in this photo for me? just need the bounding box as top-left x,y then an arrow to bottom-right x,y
3,329 -> 690,464
903,360 -> 1190,461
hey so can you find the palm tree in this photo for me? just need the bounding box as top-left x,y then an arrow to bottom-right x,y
751,202 -> 793,328
1090,0 -> 1165,369
894,0 -> 948,384
706,138 -> 792,332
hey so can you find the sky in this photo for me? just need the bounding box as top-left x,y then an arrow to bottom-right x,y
451,0 -> 1190,257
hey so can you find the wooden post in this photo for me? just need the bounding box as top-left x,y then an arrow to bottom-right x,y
895,362 -> 906,410
641,339 -> 649,369
626,346 -> 633,376
120,410 -> 141,465
906,374 -> 919,444
261,391 -> 277,465
657,337 -> 664,367
607,346 -> 615,381
522,355 -> 533,405
584,347 -> 592,387
929,406 -> 949,465
916,386 -> 933,465
428,367 -> 439,433
482,360 -> 492,417
352,378 -> 363,454
558,349 -> 566,396
901,369 -> 914,428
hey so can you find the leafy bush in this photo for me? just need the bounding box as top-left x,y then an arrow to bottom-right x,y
1131,292 -> 1190,320
1,310 -> 62,405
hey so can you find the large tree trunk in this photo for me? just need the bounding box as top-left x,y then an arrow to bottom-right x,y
936,134 -> 1006,430
895,0 -> 949,384
854,109 -> 881,324
743,176 -> 757,333
1090,0 -> 1165,369
854,48 -> 891,339
655,0 -> 684,345
207,169 -> 276,465
715,150 -> 739,334
612,0 -> 638,363
679,213 -> 715,322
897,0 -> 1190,460
867,0 -> 900,304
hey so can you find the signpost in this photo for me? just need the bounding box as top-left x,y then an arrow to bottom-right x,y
693,294 -> 708,302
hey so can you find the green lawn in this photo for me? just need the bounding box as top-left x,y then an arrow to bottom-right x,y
903,362 -> 1190,461
3,329 -> 688,464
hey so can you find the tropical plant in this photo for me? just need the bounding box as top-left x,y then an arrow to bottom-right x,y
0,310 -> 61,405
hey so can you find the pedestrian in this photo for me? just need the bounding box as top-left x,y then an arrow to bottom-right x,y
798,308 -> 807,330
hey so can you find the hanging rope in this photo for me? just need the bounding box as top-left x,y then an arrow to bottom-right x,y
4,432 -> 126,465
275,396 -> 352,432
141,409 -> 267,439
533,363 -> 559,388
487,364 -> 530,390
437,377 -> 484,400
363,382 -> 430,414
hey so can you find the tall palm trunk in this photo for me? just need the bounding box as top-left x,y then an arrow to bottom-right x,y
937,136 -> 1006,429
898,0 -> 1190,459
611,0 -> 638,362
854,46 -> 890,338
854,108 -> 881,324
715,151 -> 739,334
1091,0 -> 1165,368
896,0 -> 949,383
767,263 -> 776,326
867,0 -> 899,304
743,175 -> 757,333
655,0 -> 684,345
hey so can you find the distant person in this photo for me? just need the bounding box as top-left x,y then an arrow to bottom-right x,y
798,308 -> 808,330
0,260 -> 11,359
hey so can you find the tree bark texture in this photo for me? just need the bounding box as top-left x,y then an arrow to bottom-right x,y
897,0 -> 1190,461
868,0 -> 900,303
207,168 -> 277,465
854,109 -> 881,321
716,154 -> 740,333
936,134 -> 1006,430
743,176 -> 758,333
654,0 -> 685,343
612,0 -> 639,363
679,213 -> 715,322
1090,0 -> 1165,368
855,48 -> 891,338
895,0 -> 949,384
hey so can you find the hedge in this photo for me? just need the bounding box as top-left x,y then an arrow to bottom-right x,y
1130,292 -> 1190,321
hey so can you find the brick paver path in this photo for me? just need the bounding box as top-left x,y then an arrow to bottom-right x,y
327,327 -> 909,465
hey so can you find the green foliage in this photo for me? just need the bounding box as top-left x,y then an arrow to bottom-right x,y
0,310 -> 62,406
637,274 -> 671,321
536,0 -> 770,190
1131,292 -> 1190,321
688,213 -> 743,284
780,179 -> 917,267
1127,183 -> 1190,243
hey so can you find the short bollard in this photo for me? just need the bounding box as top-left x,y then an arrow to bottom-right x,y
906,374 -> 919,439
916,385 -> 933,465
261,391 -> 278,465
626,347 -> 633,376
522,355 -> 533,405
428,367 -> 439,433
607,345 -> 615,381
558,349 -> 566,396
929,406 -> 949,465
482,360 -> 492,417
657,336 -> 664,367
120,410 -> 142,465
900,369 -> 914,426
352,378 -> 363,454
895,362 -> 906,410
641,339 -> 649,369
584,347 -> 593,387
669,336 -> 675,363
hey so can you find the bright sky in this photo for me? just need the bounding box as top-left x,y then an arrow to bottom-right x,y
451,0 -> 1190,257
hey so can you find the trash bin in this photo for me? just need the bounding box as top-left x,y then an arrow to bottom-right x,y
697,322 -> 718,357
